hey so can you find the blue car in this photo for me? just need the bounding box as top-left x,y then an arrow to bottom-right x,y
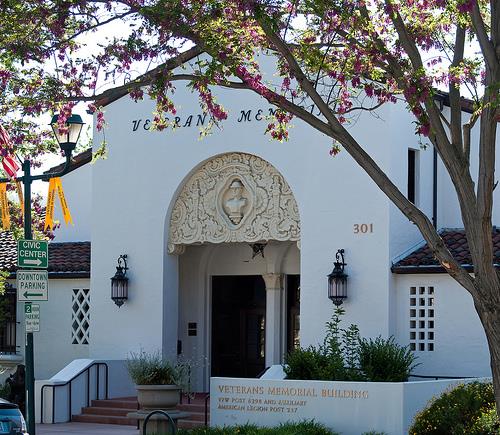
0,399 -> 28,434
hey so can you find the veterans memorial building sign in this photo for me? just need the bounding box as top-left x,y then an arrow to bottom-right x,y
210,377 -> 464,435
211,378 -> 372,433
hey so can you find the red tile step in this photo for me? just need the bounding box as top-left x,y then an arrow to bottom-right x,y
72,394 -> 210,428
71,414 -> 137,426
178,394 -> 210,429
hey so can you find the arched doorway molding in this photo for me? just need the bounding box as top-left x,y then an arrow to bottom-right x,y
167,152 -> 301,254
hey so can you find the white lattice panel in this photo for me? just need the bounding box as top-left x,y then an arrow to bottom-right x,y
71,288 -> 90,345
409,286 -> 435,351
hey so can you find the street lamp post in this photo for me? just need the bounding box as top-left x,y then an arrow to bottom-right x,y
0,114 -> 84,435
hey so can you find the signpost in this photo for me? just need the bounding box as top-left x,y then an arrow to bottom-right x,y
24,304 -> 40,333
17,240 -> 48,269
16,270 -> 48,302
0,113 -> 83,435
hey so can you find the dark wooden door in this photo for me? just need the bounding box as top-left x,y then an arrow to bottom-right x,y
211,276 -> 266,378
239,308 -> 265,378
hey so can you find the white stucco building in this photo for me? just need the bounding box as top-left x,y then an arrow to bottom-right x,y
1,55 -> 499,403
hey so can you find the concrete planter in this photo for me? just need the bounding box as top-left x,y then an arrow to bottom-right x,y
136,384 -> 181,410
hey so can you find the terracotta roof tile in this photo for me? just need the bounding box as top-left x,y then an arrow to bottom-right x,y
392,229 -> 500,273
0,232 -> 90,276
0,232 -> 17,272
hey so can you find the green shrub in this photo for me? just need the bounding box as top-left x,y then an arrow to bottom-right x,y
283,346 -> 342,381
285,308 -> 415,382
284,308 -> 365,382
410,381 -> 495,434
358,336 -> 418,382
177,421 -> 338,434
469,408 -> 500,435
126,350 -> 188,386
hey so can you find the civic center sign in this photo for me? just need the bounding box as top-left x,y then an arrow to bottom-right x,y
210,377 -> 475,435
17,240 -> 48,269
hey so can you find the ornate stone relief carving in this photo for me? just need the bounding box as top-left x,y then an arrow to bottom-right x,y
168,153 -> 300,254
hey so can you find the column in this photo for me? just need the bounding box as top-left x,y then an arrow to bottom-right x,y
262,273 -> 283,367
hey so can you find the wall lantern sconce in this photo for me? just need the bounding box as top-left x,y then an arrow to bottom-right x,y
111,255 -> 128,307
327,249 -> 348,306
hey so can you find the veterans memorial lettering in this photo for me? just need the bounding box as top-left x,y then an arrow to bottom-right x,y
215,384 -> 368,414
131,104 -> 324,132
212,379 -> 370,427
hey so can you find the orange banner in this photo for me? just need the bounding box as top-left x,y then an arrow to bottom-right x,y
55,177 -> 73,226
0,183 -> 10,230
44,178 -> 56,231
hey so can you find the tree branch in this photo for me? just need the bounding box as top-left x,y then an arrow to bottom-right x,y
470,2 -> 498,71
258,16 -> 476,293
386,2 -> 480,260
463,111 -> 479,165
90,46 -> 204,105
51,10 -> 135,50
449,27 -> 465,153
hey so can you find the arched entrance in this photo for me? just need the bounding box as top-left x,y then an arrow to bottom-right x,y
167,153 -> 300,391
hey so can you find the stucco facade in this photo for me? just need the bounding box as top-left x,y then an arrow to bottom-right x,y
67,77 -> 496,391
8,68 -> 497,393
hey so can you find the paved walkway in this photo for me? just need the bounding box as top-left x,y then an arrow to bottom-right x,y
37,423 -> 139,434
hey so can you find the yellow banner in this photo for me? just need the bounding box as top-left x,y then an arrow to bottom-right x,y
0,183 -> 10,230
44,178 -> 56,231
55,177 -> 73,226
15,181 -> 24,212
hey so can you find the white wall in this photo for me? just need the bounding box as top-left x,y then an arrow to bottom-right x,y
9,278 -> 90,380
51,162 -> 92,242
86,57 -> 498,387
90,82 -> 403,367
437,106 -> 500,229
387,104 -> 434,260
394,273 -> 490,377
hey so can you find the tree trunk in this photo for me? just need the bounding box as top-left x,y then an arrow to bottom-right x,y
474,293 -> 500,415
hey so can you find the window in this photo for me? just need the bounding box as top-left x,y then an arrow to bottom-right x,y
71,289 -> 90,345
409,286 -> 435,351
408,149 -> 419,204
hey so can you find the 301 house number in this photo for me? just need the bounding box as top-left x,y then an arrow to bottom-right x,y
353,223 -> 374,234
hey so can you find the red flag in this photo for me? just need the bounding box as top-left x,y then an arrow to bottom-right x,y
2,155 -> 19,178
0,125 -> 11,148
0,125 -> 19,178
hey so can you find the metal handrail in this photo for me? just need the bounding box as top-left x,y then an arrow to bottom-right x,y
143,410 -> 176,435
40,362 -> 108,423
204,393 -> 210,427
409,374 -> 477,380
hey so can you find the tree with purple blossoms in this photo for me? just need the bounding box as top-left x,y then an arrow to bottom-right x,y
0,0 -> 499,411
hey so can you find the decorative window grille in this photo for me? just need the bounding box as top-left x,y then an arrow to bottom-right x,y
72,289 -> 90,345
409,286 -> 435,351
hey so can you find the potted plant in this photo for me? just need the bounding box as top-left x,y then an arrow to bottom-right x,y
126,350 -> 188,410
